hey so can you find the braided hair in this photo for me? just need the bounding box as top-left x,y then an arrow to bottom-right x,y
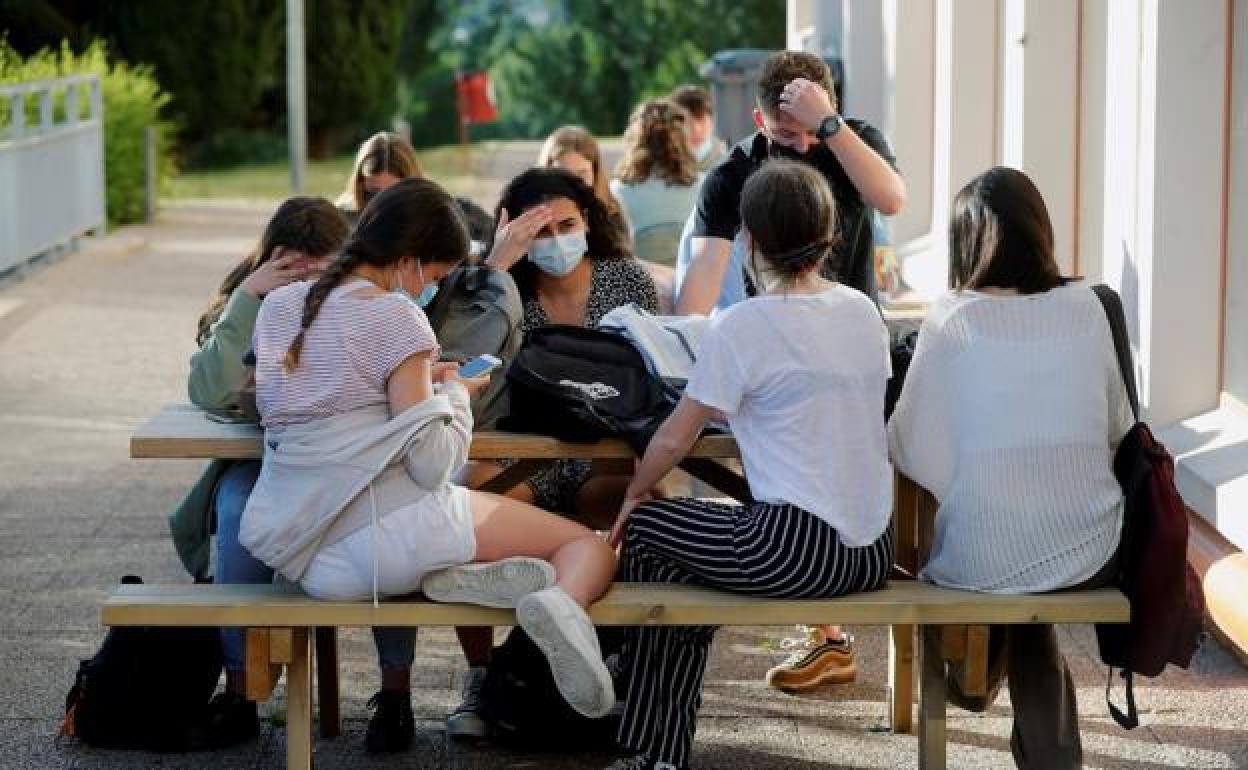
284,177 -> 470,371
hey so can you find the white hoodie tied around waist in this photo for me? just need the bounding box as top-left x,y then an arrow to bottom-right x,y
240,383 -> 472,591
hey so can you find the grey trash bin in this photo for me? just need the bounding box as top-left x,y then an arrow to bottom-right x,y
700,49 -> 846,147
699,49 -> 773,146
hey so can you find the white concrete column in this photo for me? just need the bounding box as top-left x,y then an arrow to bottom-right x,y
891,0 -> 939,292
843,0 -> 892,129
896,0 -> 1000,299
1076,0 -> 1109,283
998,0 -> 1081,273
948,0 -> 1000,199
1100,0 -> 1228,425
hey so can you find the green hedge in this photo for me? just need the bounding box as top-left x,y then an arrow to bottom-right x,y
1,39 -> 174,226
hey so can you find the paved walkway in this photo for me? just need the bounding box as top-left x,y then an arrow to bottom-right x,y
0,197 -> 1246,769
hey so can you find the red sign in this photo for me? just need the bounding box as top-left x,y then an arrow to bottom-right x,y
455,72 -> 498,125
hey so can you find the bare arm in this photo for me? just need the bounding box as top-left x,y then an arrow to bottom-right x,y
824,127 -> 906,215
675,236 -> 733,316
608,395 -> 716,546
781,77 -> 906,216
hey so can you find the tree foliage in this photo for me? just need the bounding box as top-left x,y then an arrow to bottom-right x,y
0,39 -> 175,225
446,0 -> 786,138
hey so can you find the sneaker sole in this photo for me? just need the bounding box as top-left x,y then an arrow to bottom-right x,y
767,663 -> 858,693
516,592 -> 615,718
421,557 -> 556,608
445,711 -> 489,742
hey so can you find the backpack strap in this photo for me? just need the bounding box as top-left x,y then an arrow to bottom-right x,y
1106,668 -> 1140,729
1091,284 -> 1145,730
1091,284 -> 1140,421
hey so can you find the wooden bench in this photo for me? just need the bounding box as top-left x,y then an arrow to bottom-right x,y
102,580 -> 1128,770
123,404 -> 1128,767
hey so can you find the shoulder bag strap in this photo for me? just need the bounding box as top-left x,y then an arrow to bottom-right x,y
1091,284 -> 1141,421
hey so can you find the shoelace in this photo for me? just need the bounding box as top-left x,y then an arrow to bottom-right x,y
776,626 -> 851,666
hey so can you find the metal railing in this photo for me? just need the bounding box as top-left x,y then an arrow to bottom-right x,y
0,75 -> 106,273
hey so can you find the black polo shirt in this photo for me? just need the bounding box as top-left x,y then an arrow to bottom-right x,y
691,121 -> 897,299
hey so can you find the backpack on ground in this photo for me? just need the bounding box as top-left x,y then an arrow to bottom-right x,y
500,324 -> 680,451
423,265 -> 523,429
60,575 -> 223,751
477,625 -> 624,749
1091,285 -> 1205,729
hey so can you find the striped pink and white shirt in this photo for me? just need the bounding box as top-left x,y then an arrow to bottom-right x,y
254,279 -> 439,428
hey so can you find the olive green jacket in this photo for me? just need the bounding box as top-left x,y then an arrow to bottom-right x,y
169,288 -> 261,579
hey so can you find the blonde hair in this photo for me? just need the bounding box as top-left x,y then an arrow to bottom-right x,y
615,99 -> 696,187
338,132 -> 422,212
537,126 -> 621,216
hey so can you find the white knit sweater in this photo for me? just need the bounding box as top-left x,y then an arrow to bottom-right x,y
887,284 -> 1134,594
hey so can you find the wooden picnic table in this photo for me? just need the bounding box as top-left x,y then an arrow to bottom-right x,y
129,403 -> 937,737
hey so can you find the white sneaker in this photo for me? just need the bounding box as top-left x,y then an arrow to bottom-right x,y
421,557 -> 555,608
516,587 -> 615,718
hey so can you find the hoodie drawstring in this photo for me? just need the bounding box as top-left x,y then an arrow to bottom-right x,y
368,482 -> 380,609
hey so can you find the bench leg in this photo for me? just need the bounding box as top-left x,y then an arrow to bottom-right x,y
287,628 -> 313,770
315,627 -> 340,739
918,626 -> 946,770
889,623 -> 915,733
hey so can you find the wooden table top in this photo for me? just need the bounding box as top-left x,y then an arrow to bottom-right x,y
130,403 -> 740,461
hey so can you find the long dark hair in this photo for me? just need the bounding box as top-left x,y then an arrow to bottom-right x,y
284,177 -> 469,371
948,166 -> 1071,293
739,160 -> 839,286
488,167 -> 631,297
196,197 -> 347,346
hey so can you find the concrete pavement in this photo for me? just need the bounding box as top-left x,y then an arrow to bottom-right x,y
0,198 -> 1245,769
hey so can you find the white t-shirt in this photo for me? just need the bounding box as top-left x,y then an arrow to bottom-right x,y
685,284 -> 893,546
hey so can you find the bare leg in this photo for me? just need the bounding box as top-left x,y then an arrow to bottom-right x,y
451,462 -> 536,667
469,490 -> 616,607
458,460 -> 537,502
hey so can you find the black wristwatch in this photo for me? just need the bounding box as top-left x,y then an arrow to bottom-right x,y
815,113 -> 843,141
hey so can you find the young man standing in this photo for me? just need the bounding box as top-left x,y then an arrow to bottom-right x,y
676,51 -> 905,313
675,51 -> 905,695
669,84 -> 728,173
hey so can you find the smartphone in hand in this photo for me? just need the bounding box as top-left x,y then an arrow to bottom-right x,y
457,354 -> 502,378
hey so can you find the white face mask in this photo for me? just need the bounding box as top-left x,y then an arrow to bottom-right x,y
529,230 -> 588,277
693,134 -> 715,163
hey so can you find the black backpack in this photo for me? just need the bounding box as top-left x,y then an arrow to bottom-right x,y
61,576 -> 224,751
424,265 -> 524,429
500,325 -> 679,451
478,625 -> 624,749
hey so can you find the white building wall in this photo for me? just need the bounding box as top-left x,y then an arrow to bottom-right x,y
789,0 -> 1243,539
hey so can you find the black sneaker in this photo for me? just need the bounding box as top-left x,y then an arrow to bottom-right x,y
365,689 -> 414,753
201,691 -> 260,748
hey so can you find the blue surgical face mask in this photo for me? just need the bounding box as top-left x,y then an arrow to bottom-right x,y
528,230 -> 588,277
693,134 -> 714,162
394,261 -> 439,307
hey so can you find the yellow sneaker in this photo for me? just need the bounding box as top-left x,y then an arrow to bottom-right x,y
765,626 -> 857,693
